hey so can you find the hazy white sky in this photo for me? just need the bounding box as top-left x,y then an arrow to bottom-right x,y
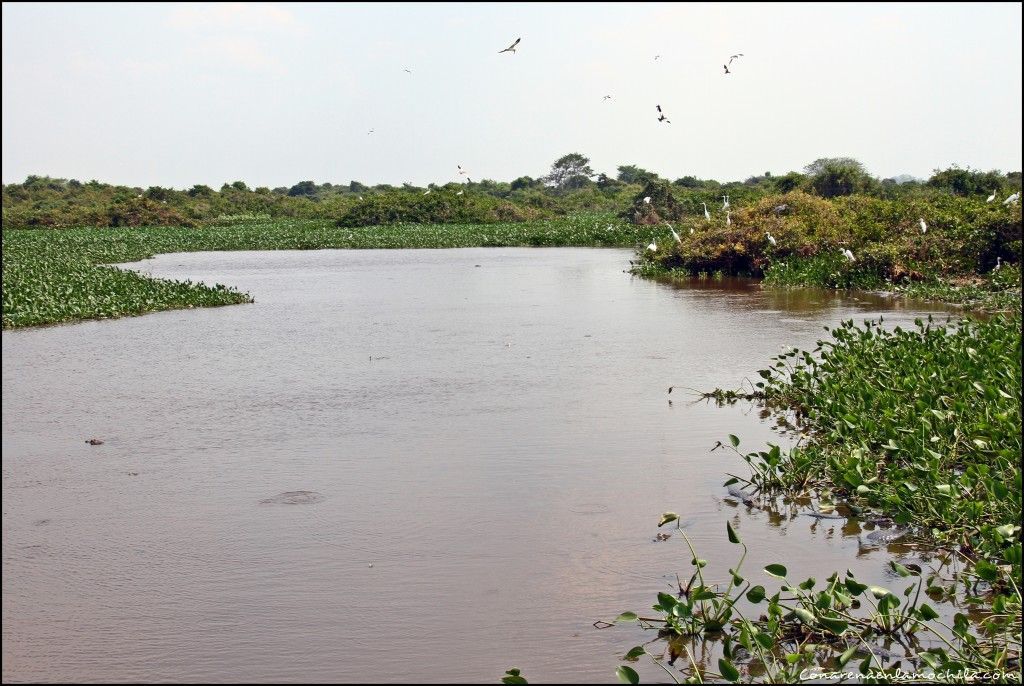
2,2 -> 1021,189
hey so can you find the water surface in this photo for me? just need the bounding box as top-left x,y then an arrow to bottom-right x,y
2,248 -> 954,683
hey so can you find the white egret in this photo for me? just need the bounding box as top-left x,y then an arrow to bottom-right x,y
647,240 -> 658,252
643,196 -> 652,204
766,231 -> 777,246
722,194 -> 730,210
994,257 -> 1002,271
1004,192 -> 1020,206
689,227 -> 695,235
423,189 -> 431,195
919,218 -> 927,233
457,190 -> 464,196
458,165 -> 468,176
986,191 -> 997,203
499,37 -> 521,54
842,249 -> 855,261
726,211 -> 732,226
702,202 -> 710,221
667,223 -> 682,243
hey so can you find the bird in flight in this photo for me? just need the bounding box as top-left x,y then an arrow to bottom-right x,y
654,55 -> 662,61
723,64 -> 731,74
367,128 -> 374,135
458,165 -> 468,176
404,68 -> 412,74
724,53 -> 743,74
656,104 -> 670,123
499,37 -> 521,54
602,95 -> 612,101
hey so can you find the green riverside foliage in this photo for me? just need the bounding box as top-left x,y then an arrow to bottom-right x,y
637,190 -> 1023,310
736,315 -> 1022,577
2,215 -> 640,328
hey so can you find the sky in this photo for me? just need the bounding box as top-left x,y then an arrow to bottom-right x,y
2,2 -> 1022,189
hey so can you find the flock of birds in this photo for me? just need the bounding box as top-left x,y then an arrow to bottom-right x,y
372,35 -> 1022,266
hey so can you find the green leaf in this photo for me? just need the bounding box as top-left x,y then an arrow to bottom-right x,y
918,603 -> 939,621
726,520 -> 740,544
623,646 -> 645,662
794,608 -> 816,625
502,677 -> 528,685
764,564 -> 788,579
657,512 -> 678,527
718,658 -> 740,682
616,665 -> 639,685
838,645 -> 858,667
615,612 -> 638,623
818,616 -> 849,634
729,434 -> 740,447
974,560 -> 999,582
746,585 -> 766,603
656,593 -> 677,611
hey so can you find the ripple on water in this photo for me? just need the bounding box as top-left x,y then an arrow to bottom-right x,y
258,490 -> 325,505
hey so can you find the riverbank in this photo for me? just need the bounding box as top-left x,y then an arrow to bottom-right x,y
2,215 -> 640,328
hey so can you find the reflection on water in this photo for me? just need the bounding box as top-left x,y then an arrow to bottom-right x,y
2,249 -> 957,683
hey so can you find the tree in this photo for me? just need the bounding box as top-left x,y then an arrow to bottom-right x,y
349,180 -> 368,193
287,180 -> 317,197
543,153 -> 595,191
231,180 -> 249,192
927,166 -> 1005,197
770,171 -> 806,193
616,165 -> 660,185
803,157 -> 873,198
510,175 -> 539,191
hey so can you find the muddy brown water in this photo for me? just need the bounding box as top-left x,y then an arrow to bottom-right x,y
2,249 -> 957,683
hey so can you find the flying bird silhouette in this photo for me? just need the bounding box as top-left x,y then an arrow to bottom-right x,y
403,68 -> 412,74
499,37 -> 521,54
602,95 -> 612,101
656,104 -> 671,123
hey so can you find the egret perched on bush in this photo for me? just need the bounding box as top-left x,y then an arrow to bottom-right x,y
647,239 -> 657,252
842,249 -> 855,261
766,231 -> 777,246
667,223 -> 682,244
722,194 -> 730,210
703,203 -> 710,221
643,196 -> 651,204
986,191 -> 997,203
726,211 -> 731,226
423,189 -> 431,195
1004,192 -> 1020,206
994,257 -> 1002,271
919,218 -> 927,233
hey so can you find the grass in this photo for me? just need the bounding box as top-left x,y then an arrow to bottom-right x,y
2,214 -> 642,328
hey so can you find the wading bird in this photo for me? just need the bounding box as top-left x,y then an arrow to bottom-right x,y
667,223 -> 682,244
842,249 -> 855,261
1004,192 -> 1020,206
987,191 -> 997,203
722,195 -> 730,210
457,190 -> 464,196
994,257 -> 1002,271
703,202 -> 710,221
726,211 -> 731,226
773,203 -> 789,214
647,239 -> 658,252
766,231 -> 777,246
423,189 -> 431,195
920,218 -> 927,233
499,37 -> 521,54
643,196 -> 652,204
